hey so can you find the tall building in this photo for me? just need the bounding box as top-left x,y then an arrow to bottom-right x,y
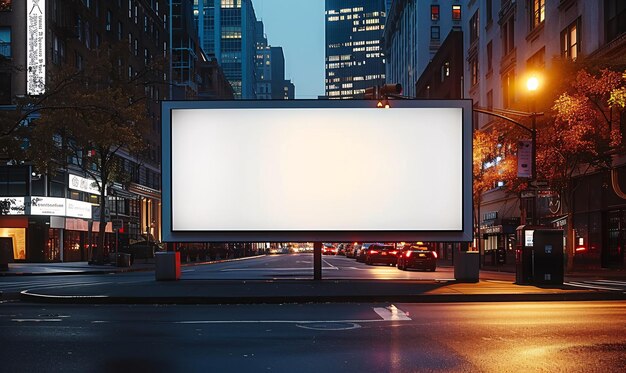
464,0 -> 626,270
171,0 -> 233,99
383,0 -> 462,98
193,0 -> 259,99
0,0 -> 168,262
325,0 -> 387,99
256,44 -> 295,100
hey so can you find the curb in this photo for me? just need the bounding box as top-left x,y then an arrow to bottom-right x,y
19,289 -> 626,305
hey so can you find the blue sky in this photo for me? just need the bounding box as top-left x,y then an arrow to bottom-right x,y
253,0 -> 325,99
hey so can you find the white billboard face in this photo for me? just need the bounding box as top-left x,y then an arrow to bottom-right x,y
27,0 -> 46,95
172,108 -> 462,231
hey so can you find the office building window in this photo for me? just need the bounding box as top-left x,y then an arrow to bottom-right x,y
469,11 -> 479,44
606,0 -> 626,43
106,10 -> 112,31
486,0 -> 493,23
486,41 -> 493,72
527,47 -> 545,69
502,18 -> 515,55
452,5 -> 461,20
502,71 -> 515,109
561,19 -> 580,60
431,5 -> 439,21
0,27 -> 10,58
530,0 -> 545,30
470,57 -> 479,86
431,26 -> 440,40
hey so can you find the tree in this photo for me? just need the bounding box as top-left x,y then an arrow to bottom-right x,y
21,42 -> 164,263
472,128 -> 518,251
540,67 -> 626,268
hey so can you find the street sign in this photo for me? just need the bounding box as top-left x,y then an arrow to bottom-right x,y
112,219 -> 123,230
529,180 -> 548,188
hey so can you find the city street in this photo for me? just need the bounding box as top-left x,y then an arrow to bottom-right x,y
0,300 -> 624,372
1,254 -> 626,300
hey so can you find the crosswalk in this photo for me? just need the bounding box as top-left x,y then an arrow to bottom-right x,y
564,279 -> 626,292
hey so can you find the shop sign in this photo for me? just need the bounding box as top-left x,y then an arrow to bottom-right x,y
483,211 -> 497,221
482,225 -> 502,234
69,174 -> 103,196
26,0 -> 46,95
66,199 -> 93,219
30,197 -> 65,216
0,197 -> 26,215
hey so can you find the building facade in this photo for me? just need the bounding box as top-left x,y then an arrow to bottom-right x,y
0,0 -> 168,262
463,0 -> 626,269
325,0 -> 387,99
384,0 -> 462,98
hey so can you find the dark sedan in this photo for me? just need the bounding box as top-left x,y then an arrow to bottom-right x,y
364,244 -> 399,266
397,245 -> 437,271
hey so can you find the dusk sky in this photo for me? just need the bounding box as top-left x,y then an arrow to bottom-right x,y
253,0 -> 325,99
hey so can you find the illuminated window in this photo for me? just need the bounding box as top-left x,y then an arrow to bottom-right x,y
431,5 -> 439,21
530,0 -> 545,30
561,19 -> 579,60
452,5 -> 461,20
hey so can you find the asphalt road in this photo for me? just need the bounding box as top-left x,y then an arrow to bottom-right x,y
0,301 -> 624,372
181,253 -> 456,280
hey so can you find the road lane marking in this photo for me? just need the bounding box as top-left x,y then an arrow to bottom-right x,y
564,282 -> 621,291
220,267 -> 338,271
373,304 -> 411,321
11,319 -> 62,322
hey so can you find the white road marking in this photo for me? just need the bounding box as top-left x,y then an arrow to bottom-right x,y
11,319 -> 62,323
373,304 -> 412,321
220,267 -> 338,271
565,282 -> 621,291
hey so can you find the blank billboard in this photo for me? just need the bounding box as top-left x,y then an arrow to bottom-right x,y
162,100 -> 472,242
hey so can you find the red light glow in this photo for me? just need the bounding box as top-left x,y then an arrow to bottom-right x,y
433,251 -> 438,258
369,250 -> 379,255
405,251 -> 412,258
575,247 -> 586,252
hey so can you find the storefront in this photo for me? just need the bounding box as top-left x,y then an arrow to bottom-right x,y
480,216 -> 519,267
0,196 -> 111,262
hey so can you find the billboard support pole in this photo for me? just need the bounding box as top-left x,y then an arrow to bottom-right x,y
313,242 -> 322,280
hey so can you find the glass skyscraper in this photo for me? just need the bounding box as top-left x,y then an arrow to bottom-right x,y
193,0 -> 258,99
325,0 -> 387,99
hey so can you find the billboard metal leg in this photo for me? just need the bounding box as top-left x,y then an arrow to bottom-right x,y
313,242 -> 322,280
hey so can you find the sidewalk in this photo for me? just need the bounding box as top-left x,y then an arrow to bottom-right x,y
2,258 -> 625,305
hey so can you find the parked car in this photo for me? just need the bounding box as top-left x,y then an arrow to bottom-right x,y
321,243 -> 338,255
397,245 -> 437,271
364,244 -> 399,266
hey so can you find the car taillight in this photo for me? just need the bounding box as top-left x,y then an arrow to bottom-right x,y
405,251 -> 412,258
390,251 -> 397,255
369,250 -> 378,255
432,251 -> 438,258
